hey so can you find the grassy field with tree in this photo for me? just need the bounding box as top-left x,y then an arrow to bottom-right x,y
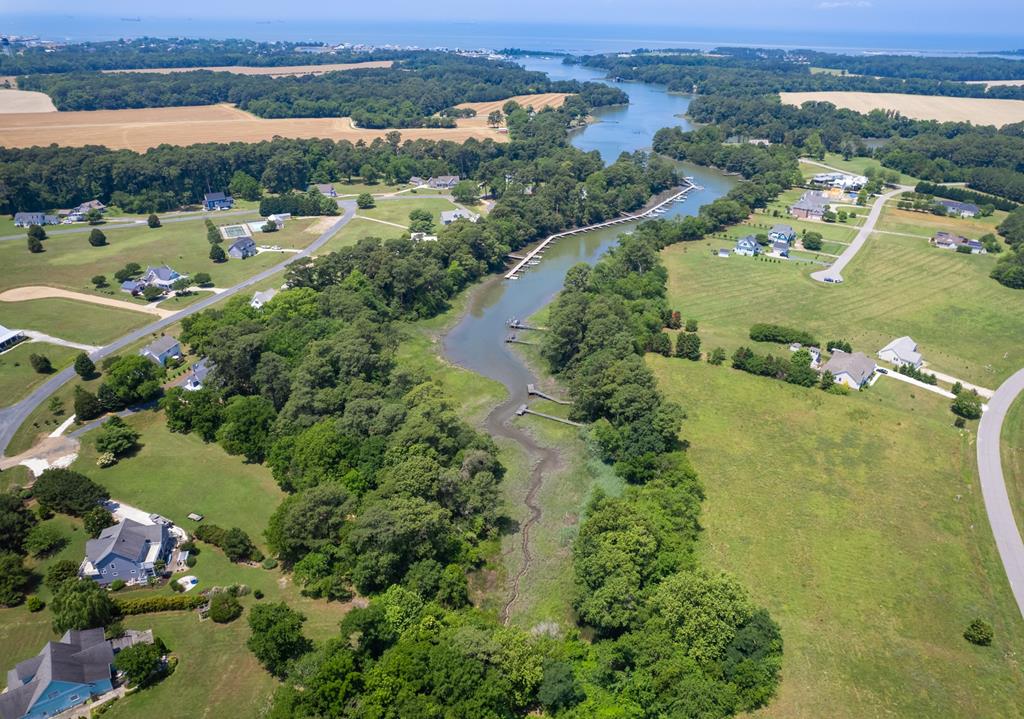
356,197 -> 459,227
1002,393 -> 1024,539
648,355 -> 1024,718
0,342 -> 80,402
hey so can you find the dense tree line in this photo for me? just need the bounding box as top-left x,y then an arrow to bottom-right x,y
575,50 -> 1024,100
0,37 -> 408,75
539,230 -> 783,714
19,52 -> 625,128
914,181 -> 1018,212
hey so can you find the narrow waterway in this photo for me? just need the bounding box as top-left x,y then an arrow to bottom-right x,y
441,57 -> 737,620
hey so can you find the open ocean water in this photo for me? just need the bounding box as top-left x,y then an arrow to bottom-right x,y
1,17 -> 1021,56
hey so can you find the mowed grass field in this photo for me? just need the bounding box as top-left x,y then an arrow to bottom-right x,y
0,298 -> 149,345
780,91 -> 1024,127
357,197 -> 460,227
662,215 -> 1024,385
0,214 -> 321,296
648,356 -> 1024,718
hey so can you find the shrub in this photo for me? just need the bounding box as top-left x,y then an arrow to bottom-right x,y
29,353 -> 52,374
74,353 -> 96,379
253,589 -> 264,600
27,236 -> 43,253
964,618 -> 993,646
951,391 -> 983,420
95,416 -> 141,457
88,228 -> 107,246
91,275 -> 108,288
356,193 -> 375,209
194,524 -> 263,563
261,558 -> 278,570
750,323 -> 817,347
147,214 -> 161,228
32,468 -> 109,516
109,579 -> 126,591
185,555 -> 197,568
142,285 -> 164,302
826,339 -> 852,353
954,416 -> 966,428
684,318 -> 698,332
193,272 -> 212,287
114,594 -> 205,615
208,592 -> 242,623
209,244 -> 226,262
169,579 -> 183,593
26,595 -> 45,612
96,452 -> 117,468
25,523 -> 66,557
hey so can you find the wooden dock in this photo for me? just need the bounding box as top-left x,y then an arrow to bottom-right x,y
503,182 -> 698,280
515,404 -> 583,427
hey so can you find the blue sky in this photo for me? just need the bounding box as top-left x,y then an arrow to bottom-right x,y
4,1 -> 1022,31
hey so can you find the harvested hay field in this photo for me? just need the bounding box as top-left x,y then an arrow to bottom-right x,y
0,89 -> 56,113
780,91 -> 1024,127
456,92 -> 570,118
102,60 -> 393,77
0,94 -> 572,151
0,104 -> 493,151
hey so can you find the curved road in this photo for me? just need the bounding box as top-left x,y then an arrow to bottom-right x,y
810,185 -> 909,284
0,201 -> 356,458
976,368 -> 1024,618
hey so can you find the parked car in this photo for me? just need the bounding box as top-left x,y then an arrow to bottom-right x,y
876,368 -> 889,375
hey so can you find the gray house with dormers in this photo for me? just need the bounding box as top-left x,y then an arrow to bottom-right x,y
80,519 -> 173,587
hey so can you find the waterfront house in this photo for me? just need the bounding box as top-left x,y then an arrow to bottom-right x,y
822,350 -> 877,389
13,212 -> 59,227
227,236 -> 257,259
790,191 -> 829,220
734,235 -> 761,256
80,518 -> 173,587
441,208 -> 479,225
203,192 -> 234,211
139,336 -> 182,366
878,336 -> 923,369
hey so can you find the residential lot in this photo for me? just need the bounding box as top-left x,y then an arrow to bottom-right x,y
663,211 -> 1022,385
649,356 -> 1024,718
0,298 -> 149,345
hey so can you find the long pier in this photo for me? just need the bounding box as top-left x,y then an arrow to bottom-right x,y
503,181 -> 699,280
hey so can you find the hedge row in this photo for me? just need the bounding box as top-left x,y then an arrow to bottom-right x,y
115,594 -> 205,615
749,323 -> 818,347
915,181 -> 1017,212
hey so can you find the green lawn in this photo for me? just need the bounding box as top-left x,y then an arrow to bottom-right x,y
72,411 -> 285,550
1003,392 -> 1024,539
331,180 -> 409,196
357,197 -> 458,227
662,219 -> 1024,385
320,218 -> 406,255
0,299 -> 149,345
0,342 -> 81,403
648,355 -> 1024,719
879,203 -> 1009,238
0,215 -> 319,295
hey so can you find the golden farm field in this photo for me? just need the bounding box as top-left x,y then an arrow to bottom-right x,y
0,94 -> 571,151
780,91 -> 1024,127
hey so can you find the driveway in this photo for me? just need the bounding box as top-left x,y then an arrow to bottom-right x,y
0,201 -> 356,458
810,185 -> 910,284
976,368 -> 1024,618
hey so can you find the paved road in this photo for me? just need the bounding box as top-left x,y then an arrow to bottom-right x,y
976,368 -> 1024,619
0,208 -> 260,242
810,185 -> 909,284
0,201 -> 356,458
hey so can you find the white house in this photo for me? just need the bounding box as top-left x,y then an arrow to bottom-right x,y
184,358 -> 212,391
734,235 -> 761,256
822,350 -> 877,389
140,336 -> 182,367
878,336 -> 922,369
0,324 -> 26,353
250,288 -> 278,310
